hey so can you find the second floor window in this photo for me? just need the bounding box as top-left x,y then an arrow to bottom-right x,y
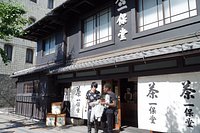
26,49 -> 33,63
4,44 -> 13,61
30,0 -> 37,3
83,8 -> 112,48
44,35 -> 55,55
48,0 -> 54,9
137,0 -> 197,32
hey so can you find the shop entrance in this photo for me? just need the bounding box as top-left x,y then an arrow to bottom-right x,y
120,78 -> 138,127
102,79 -> 121,130
56,83 -> 71,117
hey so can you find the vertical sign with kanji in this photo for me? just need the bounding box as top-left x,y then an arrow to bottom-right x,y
70,83 -> 82,118
115,0 -> 128,41
138,72 -> 200,133
70,80 -> 102,119
180,80 -> 196,128
147,82 -> 159,124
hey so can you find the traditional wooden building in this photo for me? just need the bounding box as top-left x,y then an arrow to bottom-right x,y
11,0 -> 200,132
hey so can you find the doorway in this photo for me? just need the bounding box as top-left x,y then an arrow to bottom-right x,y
120,78 -> 138,127
57,83 -> 71,117
102,78 -> 138,129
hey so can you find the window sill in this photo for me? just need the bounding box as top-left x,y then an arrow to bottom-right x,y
42,52 -> 55,57
30,1 -> 37,4
25,62 -> 33,64
79,40 -> 114,53
132,16 -> 200,40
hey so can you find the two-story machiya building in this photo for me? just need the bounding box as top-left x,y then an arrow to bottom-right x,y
11,0 -> 200,132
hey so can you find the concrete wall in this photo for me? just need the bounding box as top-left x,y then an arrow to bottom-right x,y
0,0 -> 66,75
0,74 -> 17,107
0,39 -> 36,75
0,0 -> 66,107
13,0 -> 66,22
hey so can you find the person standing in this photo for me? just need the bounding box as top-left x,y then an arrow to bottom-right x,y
124,88 -> 133,103
101,83 -> 117,133
86,82 -> 101,133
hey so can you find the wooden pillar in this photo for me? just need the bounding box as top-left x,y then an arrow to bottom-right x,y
114,80 -> 121,130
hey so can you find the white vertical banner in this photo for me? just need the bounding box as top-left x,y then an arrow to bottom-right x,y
138,72 -> 200,133
70,80 -> 102,119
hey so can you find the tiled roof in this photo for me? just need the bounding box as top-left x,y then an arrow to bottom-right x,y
10,63 -> 62,78
49,40 -> 200,74
11,40 -> 200,77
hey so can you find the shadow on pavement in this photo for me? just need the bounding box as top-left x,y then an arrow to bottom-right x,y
29,123 -> 74,130
0,119 -> 42,131
1,131 -> 15,133
59,124 -> 73,129
0,131 -> 15,133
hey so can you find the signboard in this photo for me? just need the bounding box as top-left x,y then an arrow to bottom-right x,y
63,88 -> 70,101
115,0 -> 128,41
138,72 -> 200,133
70,80 -> 102,119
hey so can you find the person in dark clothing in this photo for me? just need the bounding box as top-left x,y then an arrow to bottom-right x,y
61,88 -> 70,117
101,83 -> 117,133
86,82 -> 101,133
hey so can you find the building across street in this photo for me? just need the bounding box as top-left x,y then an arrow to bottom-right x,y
0,0 -> 66,107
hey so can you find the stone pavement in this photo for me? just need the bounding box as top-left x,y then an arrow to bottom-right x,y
0,108 -> 150,133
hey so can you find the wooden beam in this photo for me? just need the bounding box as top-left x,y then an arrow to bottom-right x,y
62,0 -> 94,15
43,25 -> 57,30
61,7 -> 80,16
31,32 -> 44,37
84,0 -> 95,7
23,35 -> 38,41
73,0 -> 95,8
37,29 -> 51,34
50,20 -> 65,26
68,8 -> 81,14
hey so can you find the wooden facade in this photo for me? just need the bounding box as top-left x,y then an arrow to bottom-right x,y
12,0 -> 200,132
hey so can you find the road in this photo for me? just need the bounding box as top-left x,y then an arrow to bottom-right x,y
0,109 -> 87,133
0,108 -> 150,133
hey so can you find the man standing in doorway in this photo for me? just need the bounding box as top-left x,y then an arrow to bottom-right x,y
101,83 -> 117,133
86,82 -> 101,133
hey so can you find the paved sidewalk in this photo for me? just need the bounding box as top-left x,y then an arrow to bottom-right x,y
0,108 -> 150,133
